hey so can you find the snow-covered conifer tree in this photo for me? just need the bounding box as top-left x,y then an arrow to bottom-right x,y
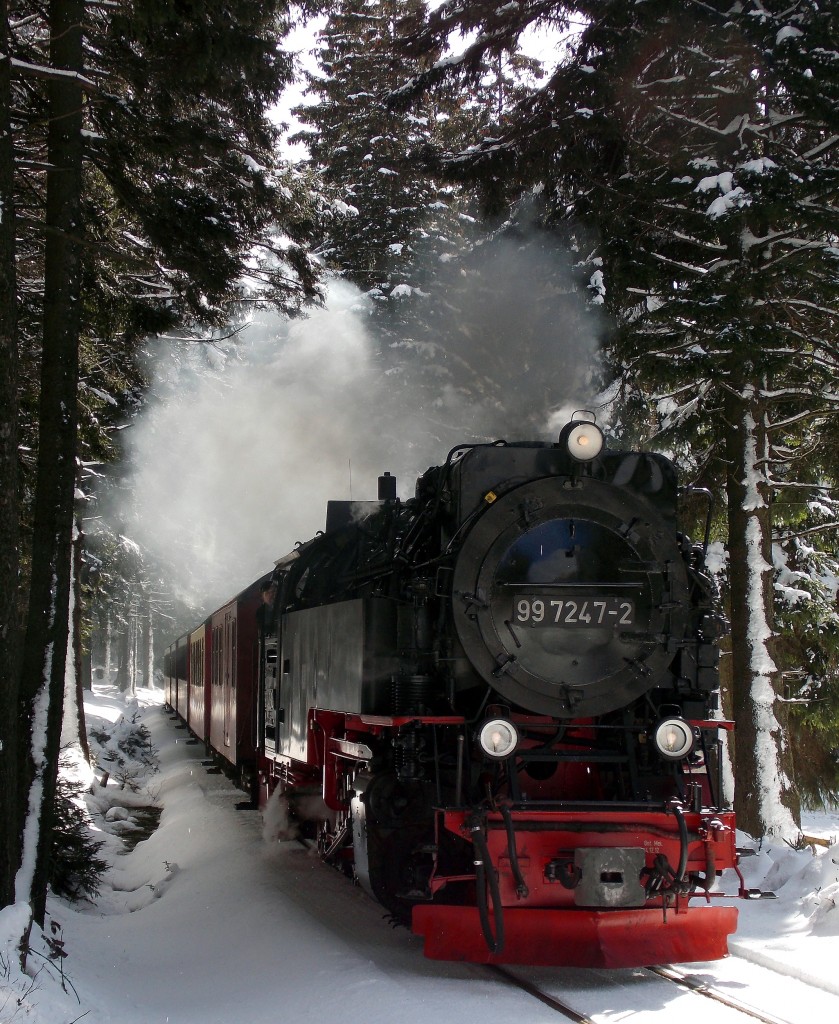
294,0 -> 478,308
395,0 -> 839,838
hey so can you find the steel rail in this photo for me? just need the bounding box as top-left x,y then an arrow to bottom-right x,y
488,962 -> 797,1024
646,965 -> 796,1024
486,965 -> 595,1024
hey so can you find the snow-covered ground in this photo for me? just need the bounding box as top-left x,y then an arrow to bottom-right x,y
3,684 -> 839,1024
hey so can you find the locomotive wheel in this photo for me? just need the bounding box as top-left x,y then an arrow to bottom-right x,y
353,772 -> 435,918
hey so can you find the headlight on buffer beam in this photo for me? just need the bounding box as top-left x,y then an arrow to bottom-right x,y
653,717 -> 696,761
478,718 -> 520,760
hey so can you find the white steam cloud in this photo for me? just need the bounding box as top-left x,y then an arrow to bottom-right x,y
120,282 -> 409,606
115,242 -> 606,611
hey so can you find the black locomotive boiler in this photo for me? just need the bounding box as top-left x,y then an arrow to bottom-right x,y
167,414 -> 745,967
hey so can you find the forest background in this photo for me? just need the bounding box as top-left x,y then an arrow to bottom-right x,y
0,0 -> 837,945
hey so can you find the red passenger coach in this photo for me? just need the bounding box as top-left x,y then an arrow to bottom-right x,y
163,635 -> 188,718
188,624 -> 209,744
176,638 -> 188,719
208,577 -> 266,786
163,645 -> 174,710
166,576 -> 269,789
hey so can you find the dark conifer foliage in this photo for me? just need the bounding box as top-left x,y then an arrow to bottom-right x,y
49,772 -> 108,903
395,1 -> 839,439
86,0 -> 321,329
1,1 -> 326,922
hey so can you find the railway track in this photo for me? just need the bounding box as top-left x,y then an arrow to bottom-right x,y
489,962 -> 797,1024
645,965 -> 795,1024
487,966 -> 596,1023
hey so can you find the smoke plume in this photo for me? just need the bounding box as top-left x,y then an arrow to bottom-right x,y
112,238 -> 606,611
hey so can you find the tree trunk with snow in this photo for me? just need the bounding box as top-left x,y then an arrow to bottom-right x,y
0,0 -> 22,911
139,589 -> 151,688
81,646 -> 92,691
130,598 -> 138,691
725,382 -> 800,839
62,525 -> 81,751
72,525 -> 90,758
115,593 -> 131,693
16,0 -> 85,925
101,602 -> 112,683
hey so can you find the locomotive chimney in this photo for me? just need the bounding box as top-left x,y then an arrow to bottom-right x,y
378,471 -> 397,502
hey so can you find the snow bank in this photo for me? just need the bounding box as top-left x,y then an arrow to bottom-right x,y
4,684 -> 839,1023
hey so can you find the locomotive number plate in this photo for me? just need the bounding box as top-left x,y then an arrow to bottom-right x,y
512,595 -> 635,627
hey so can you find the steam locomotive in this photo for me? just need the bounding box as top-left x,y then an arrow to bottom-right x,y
165,414 -> 745,968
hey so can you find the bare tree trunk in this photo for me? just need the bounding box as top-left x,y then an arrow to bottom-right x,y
81,644 -> 92,691
73,525 -> 89,759
139,588 -> 151,688
17,0 -> 85,925
147,606 -> 155,688
725,381 -> 799,839
102,603 -> 112,682
130,596 -> 138,692
116,624 -> 130,691
115,597 -> 131,693
0,0 -> 21,911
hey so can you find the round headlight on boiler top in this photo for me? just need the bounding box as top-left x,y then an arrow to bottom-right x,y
653,717 -> 696,762
478,718 -> 520,761
559,413 -> 605,462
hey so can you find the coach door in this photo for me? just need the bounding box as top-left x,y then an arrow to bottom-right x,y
223,610 -> 236,751
261,636 -> 278,757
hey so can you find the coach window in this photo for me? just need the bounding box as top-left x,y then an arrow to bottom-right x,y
212,627 -> 219,686
231,620 -> 237,688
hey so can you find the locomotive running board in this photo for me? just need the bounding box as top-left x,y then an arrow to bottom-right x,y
412,905 -> 738,968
